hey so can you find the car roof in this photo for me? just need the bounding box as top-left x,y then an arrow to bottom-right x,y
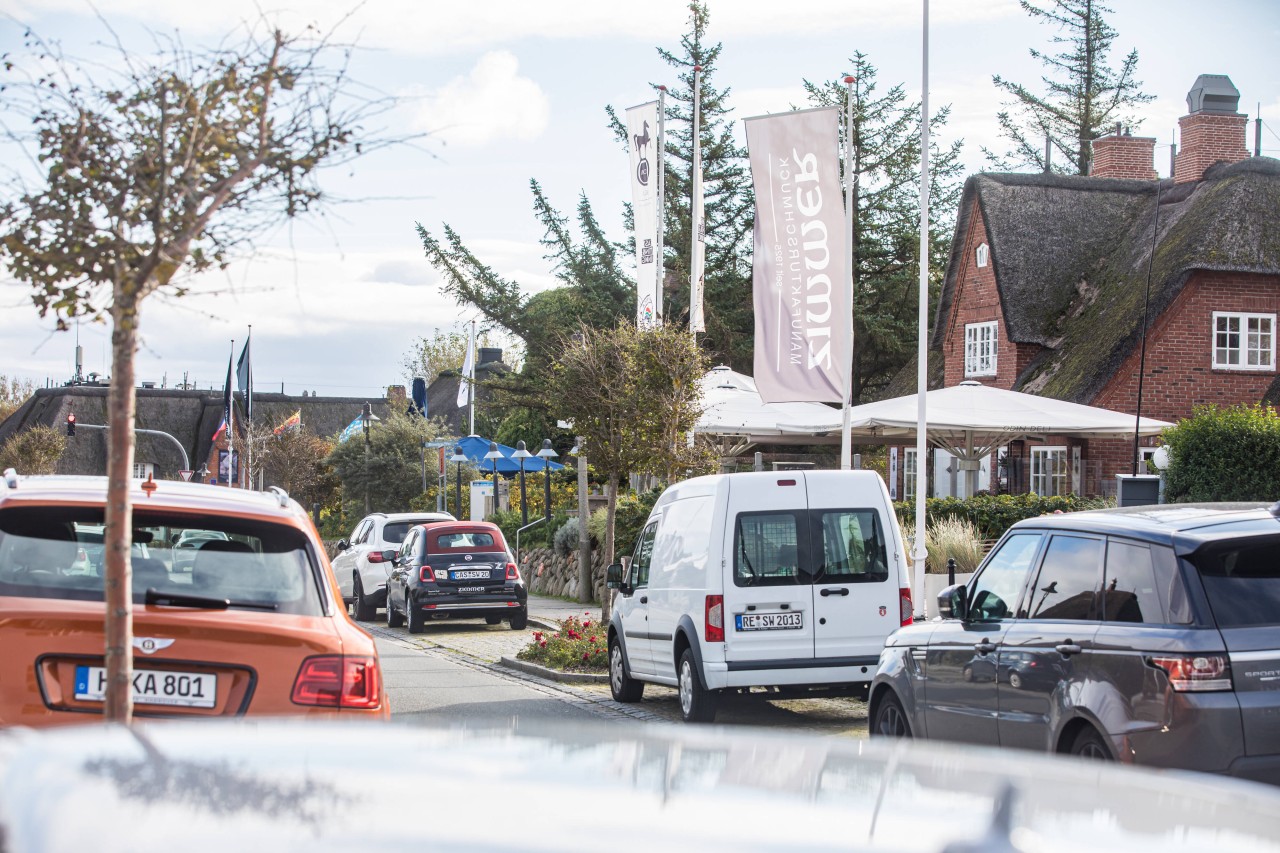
376,512 -> 454,523
1010,501 -> 1280,544
0,475 -> 310,528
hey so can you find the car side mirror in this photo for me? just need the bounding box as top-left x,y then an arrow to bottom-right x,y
381,549 -> 398,565
938,583 -> 968,620
606,562 -> 628,592
337,539 -> 349,551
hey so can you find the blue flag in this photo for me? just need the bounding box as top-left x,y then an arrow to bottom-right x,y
338,416 -> 363,444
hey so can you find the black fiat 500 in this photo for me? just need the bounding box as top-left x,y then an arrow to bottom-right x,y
383,521 -> 528,632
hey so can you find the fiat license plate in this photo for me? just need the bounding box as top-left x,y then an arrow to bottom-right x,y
451,569 -> 490,580
74,665 -> 216,708
735,611 -> 803,631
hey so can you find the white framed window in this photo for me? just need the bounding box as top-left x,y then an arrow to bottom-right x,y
132,462 -> 154,480
975,242 -> 989,268
1030,447 -> 1068,497
964,321 -> 999,377
1213,311 -> 1275,370
903,448 -> 919,501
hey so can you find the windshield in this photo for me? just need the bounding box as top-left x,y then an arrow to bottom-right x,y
1188,537 -> 1280,628
0,506 -> 323,615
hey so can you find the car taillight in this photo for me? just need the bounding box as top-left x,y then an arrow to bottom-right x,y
705,594 -> 724,642
419,564 -> 433,582
506,562 -> 520,581
367,551 -> 385,564
899,587 -> 914,626
1150,654 -> 1233,692
291,655 -> 382,709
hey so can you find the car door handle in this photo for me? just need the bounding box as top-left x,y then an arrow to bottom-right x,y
819,587 -> 849,597
974,640 -> 997,655
640,595 -> 648,604
1055,642 -> 1083,656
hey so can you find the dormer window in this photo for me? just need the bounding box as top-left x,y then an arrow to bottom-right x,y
975,243 -> 989,268
1213,312 -> 1274,370
965,321 -> 998,377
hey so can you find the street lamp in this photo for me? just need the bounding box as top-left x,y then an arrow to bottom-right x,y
450,445 -> 468,519
536,439 -> 558,524
512,440 -> 533,527
197,463 -> 211,484
361,403 -> 379,514
484,441 -> 504,518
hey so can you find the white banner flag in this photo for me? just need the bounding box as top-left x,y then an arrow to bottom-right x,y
627,100 -> 662,328
457,322 -> 474,409
746,106 -> 848,404
690,68 -> 706,333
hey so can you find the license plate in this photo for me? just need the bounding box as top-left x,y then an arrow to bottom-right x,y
451,569 -> 490,580
735,611 -> 803,631
74,665 -> 217,709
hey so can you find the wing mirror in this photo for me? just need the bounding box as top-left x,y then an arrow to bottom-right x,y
337,539 -> 349,551
606,562 -> 628,593
938,583 -> 968,620
380,549 -> 399,565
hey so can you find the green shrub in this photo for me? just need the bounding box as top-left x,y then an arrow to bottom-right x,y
586,489 -> 663,554
515,616 -> 607,672
553,517 -> 583,558
1163,404 -> 1280,502
894,492 -> 1113,541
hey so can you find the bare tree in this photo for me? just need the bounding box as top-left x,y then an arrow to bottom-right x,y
0,20 -> 402,721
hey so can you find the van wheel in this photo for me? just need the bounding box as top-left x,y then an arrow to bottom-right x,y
609,638 -> 644,702
387,591 -> 404,629
871,692 -> 912,738
678,649 -> 717,723
1070,726 -> 1112,760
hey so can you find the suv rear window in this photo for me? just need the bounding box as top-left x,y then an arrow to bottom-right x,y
1188,538 -> 1280,628
381,522 -> 418,546
0,506 -> 323,616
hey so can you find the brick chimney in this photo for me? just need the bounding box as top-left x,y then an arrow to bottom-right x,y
1174,74 -> 1249,184
1090,124 -> 1157,179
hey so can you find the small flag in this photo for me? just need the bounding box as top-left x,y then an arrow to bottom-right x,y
273,410 -> 301,435
213,349 -> 233,441
457,322 -> 475,409
235,331 -> 252,423
337,416 -> 363,444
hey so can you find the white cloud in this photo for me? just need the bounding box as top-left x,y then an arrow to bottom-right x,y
410,51 -> 550,148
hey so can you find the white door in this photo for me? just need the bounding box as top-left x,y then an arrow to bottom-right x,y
808,507 -> 901,663
722,476 -> 814,664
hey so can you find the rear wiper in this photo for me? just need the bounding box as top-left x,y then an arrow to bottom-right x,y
143,589 -> 279,611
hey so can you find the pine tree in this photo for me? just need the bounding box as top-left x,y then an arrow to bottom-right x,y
986,0 -> 1153,174
802,54 -> 965,401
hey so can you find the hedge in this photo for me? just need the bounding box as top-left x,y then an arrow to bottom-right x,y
893,493 -> 1112,541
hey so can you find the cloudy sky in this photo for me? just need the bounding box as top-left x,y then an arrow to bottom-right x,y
1,0 -> 1277,401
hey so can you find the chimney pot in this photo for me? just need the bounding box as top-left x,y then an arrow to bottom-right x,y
1186,74 -> 1240,114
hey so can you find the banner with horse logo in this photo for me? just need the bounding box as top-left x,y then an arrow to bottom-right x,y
626,100 -> 662,328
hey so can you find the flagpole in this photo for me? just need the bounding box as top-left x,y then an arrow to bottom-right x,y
244,325 -> 252,490
912,0 -> 932,619
690,64 -> 703,343
227,339 -> 235,488
841,74 -> 855,471
656,85 -> 667,325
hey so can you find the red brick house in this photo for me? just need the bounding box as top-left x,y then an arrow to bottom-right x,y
900,74 -> 1279,499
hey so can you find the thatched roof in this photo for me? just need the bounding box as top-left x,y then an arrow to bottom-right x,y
935,157 -> 1280,403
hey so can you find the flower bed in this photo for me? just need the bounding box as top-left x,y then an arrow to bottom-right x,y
515,615 -> 607,673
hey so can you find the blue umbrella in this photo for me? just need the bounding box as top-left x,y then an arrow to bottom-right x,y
454,436 -> 565,474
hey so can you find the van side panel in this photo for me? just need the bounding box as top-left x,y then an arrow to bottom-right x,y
647,490 -> 720,682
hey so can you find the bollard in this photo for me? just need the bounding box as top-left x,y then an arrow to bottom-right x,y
947,557 -> 956,586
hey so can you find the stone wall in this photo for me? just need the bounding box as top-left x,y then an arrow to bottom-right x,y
518,546 -> 609,603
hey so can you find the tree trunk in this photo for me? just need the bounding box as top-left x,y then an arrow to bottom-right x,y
601,472 -> 618,624
104,292 -> 139,723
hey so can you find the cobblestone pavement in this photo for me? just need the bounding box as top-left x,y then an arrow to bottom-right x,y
367,609 -> 870,736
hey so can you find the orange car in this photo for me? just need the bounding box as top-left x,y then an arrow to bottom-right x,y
0,471 -> 388,726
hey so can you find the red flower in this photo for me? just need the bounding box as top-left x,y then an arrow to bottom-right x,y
590,636 -> 597,643
582,652 -> 589,660
540,641 -> 547,648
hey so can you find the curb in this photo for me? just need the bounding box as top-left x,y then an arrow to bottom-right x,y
498,656 -> 609,684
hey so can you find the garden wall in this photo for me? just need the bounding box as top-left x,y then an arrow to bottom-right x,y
518,546 -> 610,603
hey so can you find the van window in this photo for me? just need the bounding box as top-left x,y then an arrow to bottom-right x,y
631,523 -> 657,588
1025,534 -> 1101,621
815,510 -> 888,584
734,512 -> 802,587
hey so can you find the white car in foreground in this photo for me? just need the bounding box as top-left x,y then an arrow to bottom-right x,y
332,511 -> 452,620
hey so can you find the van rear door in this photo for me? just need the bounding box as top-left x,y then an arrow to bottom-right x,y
723,476 -> 814,664
808,506 -> 900,664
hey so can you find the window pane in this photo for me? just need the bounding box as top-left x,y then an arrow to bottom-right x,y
1103,540 -> 1164,623
969,532 -> 1041,621
1026,535 -> 1101,621
734,512 -> 801,587
1189,539 -> 1280,628
815,510 -> 888,584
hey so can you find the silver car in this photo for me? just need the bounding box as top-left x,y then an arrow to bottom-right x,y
331,511 -> 453,619
870,502 -> 1280,786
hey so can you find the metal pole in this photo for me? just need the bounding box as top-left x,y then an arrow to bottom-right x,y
576,437 -> 591,604
544,464 -> 552,524
363,427 -> 371,515
519,459 -> 528,527
456,462 -> 463,520
912,0 -> 932,620
841,73 -> 856,470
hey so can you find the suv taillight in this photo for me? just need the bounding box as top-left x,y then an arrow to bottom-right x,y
368,551 -> 385,564
291,655 -> 382,709
506,562 -> 520,581
900,587 -> 914,626
705,595 -> 724,642
1150,654 -> 1233,692
419,564 -> 433,583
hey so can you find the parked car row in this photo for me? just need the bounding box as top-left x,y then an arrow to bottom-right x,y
0,472 -> 387,727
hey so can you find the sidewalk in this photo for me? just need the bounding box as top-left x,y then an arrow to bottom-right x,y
527,593 -> 603,630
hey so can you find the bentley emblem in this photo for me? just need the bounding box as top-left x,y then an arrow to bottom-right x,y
878,606 -> 887,617
133,637 -> 175,655
464,554 -> 473,562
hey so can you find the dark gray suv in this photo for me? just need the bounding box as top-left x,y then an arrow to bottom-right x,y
870,502 -> 1280,785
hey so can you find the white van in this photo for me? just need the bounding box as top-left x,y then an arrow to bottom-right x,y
606,470 -> 913,722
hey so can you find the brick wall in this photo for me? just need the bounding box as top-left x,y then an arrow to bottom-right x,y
1091,135 -> 1158,180
1175,113 -> 1249,183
